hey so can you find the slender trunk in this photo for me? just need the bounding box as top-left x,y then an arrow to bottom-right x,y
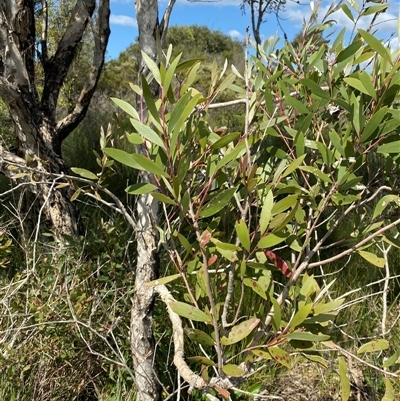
130,1 -> 163,399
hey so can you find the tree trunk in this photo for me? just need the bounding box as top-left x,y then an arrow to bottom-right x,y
0,0 -> 110,238
130,1 -> 164,400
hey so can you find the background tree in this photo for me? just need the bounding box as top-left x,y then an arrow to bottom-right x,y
0,0 -> 110,236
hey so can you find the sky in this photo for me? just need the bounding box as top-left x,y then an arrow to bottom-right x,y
107,0 -> 400,60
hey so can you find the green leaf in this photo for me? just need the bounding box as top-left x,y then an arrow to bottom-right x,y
336,40 -> 362,63
341,3 -> 354,22
145,274 -> 181,287
284,332 -> 330,342
71,167 -> 98,180
300,79 -> 329,99
357,250 -> 385,268
210,132 -> 240,149
357,339 -> 389,354
169,301 -> 211,323
271,194 -> 298,215
382,350 -> 400,368
221,364 -> 245,377
361,106 -> 388,142
185,328 -> 215,346
125,183 -> 158,195
343,77 -> 373,98
382,378 -> 395,401
220,317 -> 260,345
187,356 -> 216,366
111,98 -> 139,120
372,195 -> 400,219
282,154 -> 307,178
235,219 -> 251,252
358,29 -> 392,65
130,119 -> 165,150
289,304 -> 313,329
151,192 -> 176,205
243,278 -> 267,300
257,232 -> 287,248
260,190 -> 273,235
313,298 -> 345,315
271,298 -> 282,332
338,356 -> 350,401
127,132 -> 143,145
377,140 -> 400,154
198,187 -> 236,218
103,148 -> 142,170
215,140 -> 246,171
130,153 -> 169,177
268,347 -> 291,368
299,166 -> 332,183
141,50 -> 162,84
302,354 -> 328,369
361,3 -> 388,15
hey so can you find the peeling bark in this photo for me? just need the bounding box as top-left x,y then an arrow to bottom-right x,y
0,0 -> 110,237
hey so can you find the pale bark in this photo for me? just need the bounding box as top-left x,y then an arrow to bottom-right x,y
0,0 -> 110,236
130,1 -> 163,400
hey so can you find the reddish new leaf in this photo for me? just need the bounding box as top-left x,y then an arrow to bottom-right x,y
264,250 -> 292,278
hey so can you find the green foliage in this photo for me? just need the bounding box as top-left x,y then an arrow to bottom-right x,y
99,5 -> 400,397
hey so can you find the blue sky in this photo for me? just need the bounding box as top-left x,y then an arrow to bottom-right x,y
107,0 -> 400,60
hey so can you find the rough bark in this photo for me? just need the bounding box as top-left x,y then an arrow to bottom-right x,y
130,1 -> 164,400
0,0 -> 110,237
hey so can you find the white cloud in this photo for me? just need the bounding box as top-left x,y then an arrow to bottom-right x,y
228,29 -> 244,40
110,14 -> 137,27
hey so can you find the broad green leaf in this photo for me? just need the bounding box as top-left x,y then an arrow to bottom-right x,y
302,354 -> 328,369
235,219 -> 251,252
187,356 -> 216,366
268,347 -> 291,368
257,232 -> 287,248
314,298 -> 345,315
284,92 -> 310,114
377,140 -> 400,154
338,356 -> 350,401
215,140 -> 246,171
130,119 -> 165,150
141,76 -> 161,128
130,153 -> 169,177
299,166 -> 332,183
361,4 -> 388,16
358,29 -> 392,65
220,317 -> 260,345
336,40 -> 362,63
357,250 -> 385,268
357,339 -> 389,354
127,132 -> 143,145
175,58 -> 203,73
243,278 -> 267,300
151,192 -> 176,205
358,71 -> 377,99
372,195 -> 400,219
300,79 -> 329,99
125,183 -> 158,195
260,191 -> 274,235
343,77 -> 373,98
141,50 -> 162,84
169,301 -> 211,323
289,303 -> 313,329
329,130 -> 346,157
341,3 -> 354,22
222,364 -> 245,377
103,148 -> 142,170
145,274 -> 181,287
271,194 -> 298,215
185,328 -> 215,346
271,297 -> 282,332
382,350 -> 400,368
168,91 -> 192,135
210,132 -> 240,149
282,155 -> 307,178
163,53 -> 182,93
71,167 -> 98,180
382,378 -> 395,401
285,332 -> 330,342
198,187 -> 236,218
111,98 -> 139,120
